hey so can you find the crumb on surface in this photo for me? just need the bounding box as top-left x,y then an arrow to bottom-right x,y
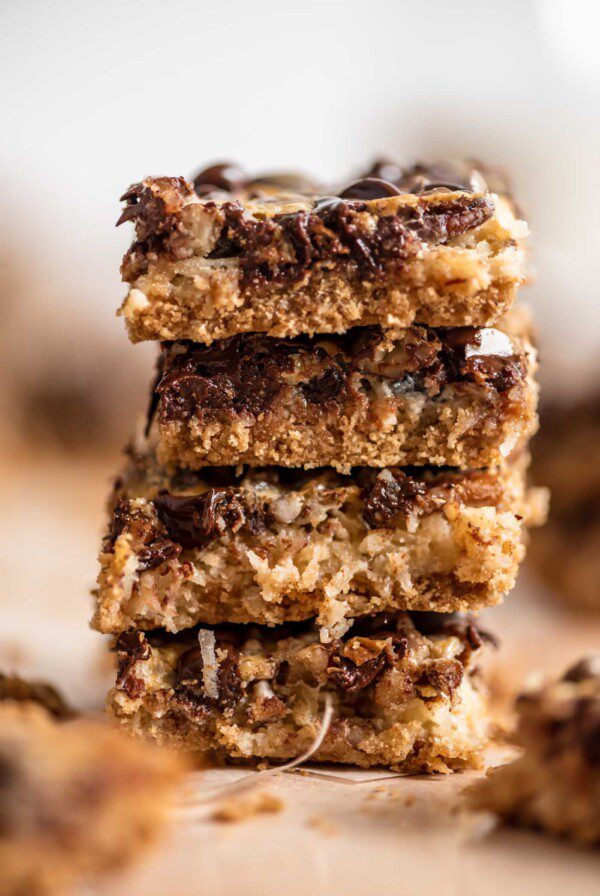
306,814 -> 339,836
210,790 -> 284,823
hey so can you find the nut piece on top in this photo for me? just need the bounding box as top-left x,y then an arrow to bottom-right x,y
471,655 -> 600,846
117,159 -> 528,345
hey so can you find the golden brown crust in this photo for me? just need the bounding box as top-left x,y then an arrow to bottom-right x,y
117,167 -> 527,342
108,613 -> 492,771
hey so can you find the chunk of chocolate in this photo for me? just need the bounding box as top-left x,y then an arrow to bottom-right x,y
362,469 -> 430,528
115,631 -> 151,699
154,489 -> 265,549
327,639 -> 388,693
157,334 -> 301,422
339,178 -> 402,201
117,177 -> 194,237
192,162 -> 248,195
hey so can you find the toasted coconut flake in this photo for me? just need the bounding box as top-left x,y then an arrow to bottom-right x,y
198,629 -> 219,700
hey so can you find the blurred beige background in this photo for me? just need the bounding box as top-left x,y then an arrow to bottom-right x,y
1,0 -> 600,460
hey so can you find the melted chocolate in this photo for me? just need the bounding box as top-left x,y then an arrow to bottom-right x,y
362,470 -> 429,529
154,325 -> 523,429
192,162 -> 249,195
115,630 -> 151,699
119,161 -> 496,289
339,177 -> 401,200
108,498 -> 182,571
327,649 -> 388,693
154,489 -> 265,549
156,333 -> 305,422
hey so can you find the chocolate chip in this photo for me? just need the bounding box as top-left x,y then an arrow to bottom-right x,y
339,177 -> 402,201
154,489 -> 264,550
362,470 -> 429,529
563,656 -> 600,684
192,162 -> 248,195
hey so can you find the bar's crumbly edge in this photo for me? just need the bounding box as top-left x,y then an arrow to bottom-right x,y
108,611 -> 494,772
470,656 -> 600,845
117,161 -> 528,343
93,450 -> 548,638
152,317 -> 538,471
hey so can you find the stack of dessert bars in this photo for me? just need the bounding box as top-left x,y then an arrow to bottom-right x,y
95,160 -> 546,771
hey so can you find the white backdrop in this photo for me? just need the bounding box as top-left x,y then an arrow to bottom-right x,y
2,0 -> 599,403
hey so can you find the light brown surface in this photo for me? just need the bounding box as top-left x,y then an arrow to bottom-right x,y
2,453 -> 600,894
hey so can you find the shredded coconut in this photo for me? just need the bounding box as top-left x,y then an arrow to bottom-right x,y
198,629 -> 219,700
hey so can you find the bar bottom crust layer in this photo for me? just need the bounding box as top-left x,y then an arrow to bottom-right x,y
94,450 -> 547,638
151,317 -> 538,473
109,612 -> 492,772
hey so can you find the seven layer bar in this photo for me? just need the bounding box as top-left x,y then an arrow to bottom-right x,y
99,159 -> 544,771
